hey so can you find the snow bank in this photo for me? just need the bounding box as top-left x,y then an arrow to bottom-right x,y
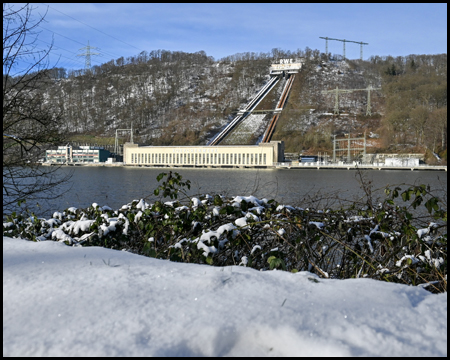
3,237 -> 447,357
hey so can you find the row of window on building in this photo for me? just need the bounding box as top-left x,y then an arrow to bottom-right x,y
46,148 -> 110,163
131,152 -> 268,166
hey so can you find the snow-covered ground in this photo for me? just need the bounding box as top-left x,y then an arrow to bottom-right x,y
3,236 -> 447,357
223,113 -> 268,144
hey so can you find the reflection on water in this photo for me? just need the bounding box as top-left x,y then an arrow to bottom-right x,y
9,166 -> 447,218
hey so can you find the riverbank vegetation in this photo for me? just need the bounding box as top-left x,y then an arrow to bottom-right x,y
3,171 -> 446,293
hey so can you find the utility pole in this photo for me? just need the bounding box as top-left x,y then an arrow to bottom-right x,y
343,39 -> 346,60
319,37 -> 330,59
77,40 -> 100,72
354,41 -> 369,60
364,131 -> 366,159
347,133 -> 351,163
114,123 -> 133,156
333,135 -> 336,162
366,85 -> 376,116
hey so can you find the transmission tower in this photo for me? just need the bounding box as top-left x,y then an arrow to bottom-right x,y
77,41 -> 100,71
321,86 -> 380,115
319,37 -> 368,60
321,86 -> 354,115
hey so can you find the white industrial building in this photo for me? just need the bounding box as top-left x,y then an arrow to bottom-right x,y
385,157 -> 420,166
46,145 -> 111,163
123,141 -> 285,167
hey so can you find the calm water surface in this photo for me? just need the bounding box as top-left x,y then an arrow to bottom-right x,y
30,167 -> 447,217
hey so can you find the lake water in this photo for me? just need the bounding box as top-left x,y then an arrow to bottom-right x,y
21,167 -> 447,218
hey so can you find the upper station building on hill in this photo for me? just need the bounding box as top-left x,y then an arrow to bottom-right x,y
269,58 -> 303,75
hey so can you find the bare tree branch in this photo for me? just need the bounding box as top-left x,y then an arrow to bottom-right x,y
3,3 -> 71,217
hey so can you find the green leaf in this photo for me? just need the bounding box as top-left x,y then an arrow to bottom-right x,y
401,191 -> 409,202
425,198 -> 439,214
376,211 -> 385,223
267,256 -> 277,269
425,199 -> 433,214
226,205 -> 235,215
412,196 -> 423,209
267,256 -> 286,270
143,242 -> 156,257
213,195 -> 223,206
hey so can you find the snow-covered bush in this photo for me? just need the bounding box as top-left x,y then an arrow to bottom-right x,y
3,172 -> 447,293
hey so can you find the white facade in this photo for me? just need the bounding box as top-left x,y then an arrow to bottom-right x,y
123,142 -> 284,167
385,158 -> 420,166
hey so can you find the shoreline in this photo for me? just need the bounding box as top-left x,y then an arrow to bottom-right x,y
40,162 -> 448,171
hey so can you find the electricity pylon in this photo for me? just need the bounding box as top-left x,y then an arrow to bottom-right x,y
77,41 -> 100,71
321,85 -> 380,115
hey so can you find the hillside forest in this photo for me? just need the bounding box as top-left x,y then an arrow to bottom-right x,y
13,49 -> 448,163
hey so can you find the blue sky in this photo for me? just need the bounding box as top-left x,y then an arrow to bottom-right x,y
7,3 -> 448,71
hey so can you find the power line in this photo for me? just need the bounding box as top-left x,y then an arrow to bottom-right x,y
40,3 -> 145,53
36,38 -> 87,60
28,4 -> 158,74
35,35 -> 105,70
39,26 -> 87,47
38,25 -> 128,62
36,37 -> 104,69
33,46 -> 88,68
37,39 -> 76,55
39,25 -> 128,66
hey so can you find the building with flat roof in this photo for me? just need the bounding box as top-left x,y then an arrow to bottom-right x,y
123,141 -> 284,167
46,145 -> 111,163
